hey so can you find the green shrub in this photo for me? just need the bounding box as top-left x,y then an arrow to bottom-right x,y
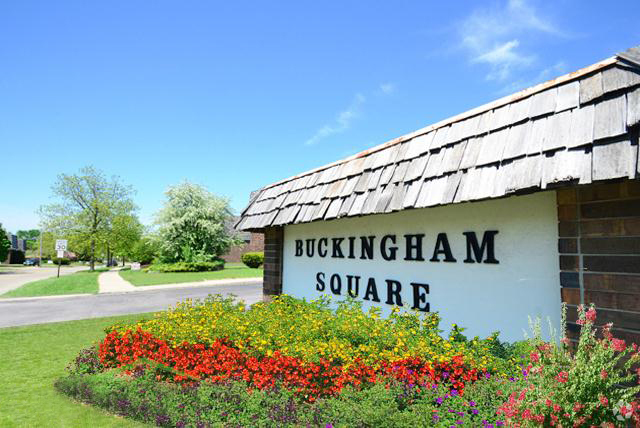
148,260 -> 225,273
51,257 -> 71,265
241,251 -> 264,268
55,367 -> 511,427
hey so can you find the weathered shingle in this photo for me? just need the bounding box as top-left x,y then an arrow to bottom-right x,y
529,88 -> 557,118
580,72 -> 604,104
592,139 -> 636,181
403,132 -> 434,160
556,81 -> 580,112
567,105 -> 595,148
593,95 -> 627,140
628,87 -> 640,127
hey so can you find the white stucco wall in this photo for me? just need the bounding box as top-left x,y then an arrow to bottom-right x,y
282,191 -> 561,342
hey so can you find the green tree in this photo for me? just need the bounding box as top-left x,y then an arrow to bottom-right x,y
107,214 -> 143,266
0,224 -> 10,262
39,166 -> 136,271
155,181 -> 238,263
131,233 -> 160,265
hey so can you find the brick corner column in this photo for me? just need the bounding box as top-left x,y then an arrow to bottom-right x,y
263,226 -> 284,301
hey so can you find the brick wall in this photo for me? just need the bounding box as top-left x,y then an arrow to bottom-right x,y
557,179 -> 640,344
222,233 -> 264,263
263,227 -> 283,298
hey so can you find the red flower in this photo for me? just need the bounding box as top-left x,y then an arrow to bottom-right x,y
612,338 -> 626,352
585,307 -> 597,323
555,371 -> 568,383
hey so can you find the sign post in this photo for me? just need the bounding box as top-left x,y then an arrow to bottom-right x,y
55,239 -> 68,278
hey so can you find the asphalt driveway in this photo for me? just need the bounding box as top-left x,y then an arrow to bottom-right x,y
0,281 -> 262,328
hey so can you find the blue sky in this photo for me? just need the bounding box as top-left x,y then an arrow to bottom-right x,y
1,0 -> 638,232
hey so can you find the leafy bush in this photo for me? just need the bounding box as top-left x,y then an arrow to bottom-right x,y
56,366 -> 512,427
51,257 -> 71,265
497,304 -> 640,426
148,260 -> 224,273
241,251 -> 264,268
130,235 -> 159,265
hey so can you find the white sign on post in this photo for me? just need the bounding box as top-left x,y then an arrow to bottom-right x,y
55,240 -> 68,251
57,250 -> 65,258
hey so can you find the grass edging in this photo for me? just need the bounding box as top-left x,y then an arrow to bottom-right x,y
2,270 -> 106,298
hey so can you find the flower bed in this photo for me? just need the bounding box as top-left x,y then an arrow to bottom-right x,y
56,296 -> 640,426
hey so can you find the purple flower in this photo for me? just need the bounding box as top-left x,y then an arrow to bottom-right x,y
457,411 -> 464,416
472,409 -> 479,415
456,421 -> 463,425
469,401 -> 476,406
509,377 -> 516,382
436,397 -> 443,405
484,372 -> 491,380
433,414 -> 440,421
451,389 -> 459,396
522,369 -> 528,377
326,424 -> 334,428
497,422 -> 504,426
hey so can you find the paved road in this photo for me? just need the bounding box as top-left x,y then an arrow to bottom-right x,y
0,282 -> 262,328
0,266 -> 88,295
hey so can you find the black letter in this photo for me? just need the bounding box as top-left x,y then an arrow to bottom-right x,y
306,239 -> 316,257
318,238 -> 328,257
316,272 -> 325,291
347,275 -> 360,298
380,235 -> 398,261
385,279 -> 403,306
360,236 -> 375,260
347,237 -> 356,259
463,231 -> 499,264
330,274 -> 342,295
363,277 -> 380,302
404,234 -> 425,261
295,240 -> 303,257
331,238 -> 345,258
430,233 -> 457,262
411,282 -> 430,312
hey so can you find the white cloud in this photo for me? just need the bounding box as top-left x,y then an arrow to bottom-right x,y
304,83 -> 395,146
498,60 -> 567,94
304,93 -> 366,146
459,0 -> 561,81
378,82 -> 396,95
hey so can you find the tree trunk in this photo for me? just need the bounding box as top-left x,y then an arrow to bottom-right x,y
90,238 -> 95,271
122,255 -> 125,267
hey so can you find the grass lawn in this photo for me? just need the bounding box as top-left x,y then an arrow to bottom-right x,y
2,270 -> 106,298
120,264 -> 263,286
0,313 -> 154,427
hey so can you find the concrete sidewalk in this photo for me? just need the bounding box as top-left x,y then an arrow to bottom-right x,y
98,270 -> 136,292
97,270 -> 262,293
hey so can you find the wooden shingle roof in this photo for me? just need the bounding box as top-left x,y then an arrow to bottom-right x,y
237,47 -> 640,232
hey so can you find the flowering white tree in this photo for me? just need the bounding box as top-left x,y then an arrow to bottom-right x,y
155,181 -> 238,263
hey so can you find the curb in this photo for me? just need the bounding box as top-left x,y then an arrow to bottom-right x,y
0,293 -> 94,303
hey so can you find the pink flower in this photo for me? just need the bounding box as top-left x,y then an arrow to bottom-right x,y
573,402 -> 584,412
530,352 -> 540,363
600,395 -> 609,406
585,307 -> 597,322
555,371 -> 568,383
612,338 -> 626,352
600,369 -> 608,380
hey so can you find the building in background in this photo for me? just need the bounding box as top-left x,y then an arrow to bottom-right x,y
222,217 -> 264,263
